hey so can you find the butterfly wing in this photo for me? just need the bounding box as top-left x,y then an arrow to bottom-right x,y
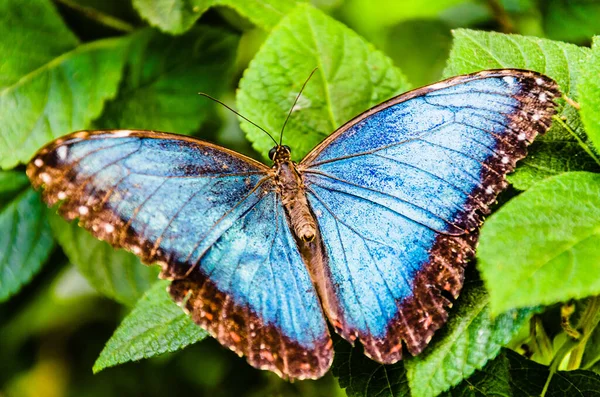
298,70 -> 559,362
27,130 -> 332,379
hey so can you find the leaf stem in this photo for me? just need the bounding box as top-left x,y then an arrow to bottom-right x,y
530,316 -> 554,365
485,0 -> 515,33
553,115 -> 600,167
53,0 -> 135,33
568,296 -> 600,370
542,296 -> 600,395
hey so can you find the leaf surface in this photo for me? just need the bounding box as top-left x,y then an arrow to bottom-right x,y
478,172 -> 600,314
94,280 -> 207,372
579,37 -> 600,151
237,4 -> 409,160
132,0 -> 302,34
0,173 -> 54,301
405,280 -> 533,397
49,213 -> 158,306
95,27 -> 239,135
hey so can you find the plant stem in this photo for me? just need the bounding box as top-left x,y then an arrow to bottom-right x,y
553,115 -> 600,167
53,0 -> 135,33
486,0 -> 515,33
567,296 -> 600,370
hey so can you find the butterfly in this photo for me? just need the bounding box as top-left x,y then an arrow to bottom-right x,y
27,69 -> 559,380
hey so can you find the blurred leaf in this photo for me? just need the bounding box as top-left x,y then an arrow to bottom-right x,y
49,212 -> 158,306
542,0 -> 600,43
237,4 -> 409,160
0,0 -> 78,88
94,280 -> 207,372
132,0 -> 303,35
579,37 -> 600,151
95,27 -> 238,134
0,177 -> 55,301
445,29 -> 599,189
404,281 -> 533,397
342,0 -> 472,35
0,171 -> 29,205
1,265 -> 104,350
384,19 -> 453,86
332,338 -> 410,397
478,172 -> 600,314
0,36 -> 129,169
440,351 -> 512,396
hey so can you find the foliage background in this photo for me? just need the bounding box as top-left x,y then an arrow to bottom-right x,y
1,0 -> 600,396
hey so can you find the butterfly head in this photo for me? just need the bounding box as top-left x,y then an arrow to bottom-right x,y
269,145 -> 291,163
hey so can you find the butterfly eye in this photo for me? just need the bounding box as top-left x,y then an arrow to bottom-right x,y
268,147 -> 277,160
283,145 -> 291,153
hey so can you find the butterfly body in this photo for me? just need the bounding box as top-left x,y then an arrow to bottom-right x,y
271,146 -> 318,242
28,69 -> 560,380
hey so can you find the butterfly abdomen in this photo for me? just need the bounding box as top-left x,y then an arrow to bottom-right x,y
275,161 -> 317,242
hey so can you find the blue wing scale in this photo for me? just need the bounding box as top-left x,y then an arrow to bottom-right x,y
300,70 -> 559,361
27,131 -> 333,379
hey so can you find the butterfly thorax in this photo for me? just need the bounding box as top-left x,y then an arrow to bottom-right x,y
272,146 -> 317,242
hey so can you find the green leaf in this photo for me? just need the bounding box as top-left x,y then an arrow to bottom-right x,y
0,0 -> 79,88
444,29 -> 599,190
443,348 -> 600,396
579,37 -> 600,151
237,4 -> 410,160
505,349 -> 600,396
0,171 -> 29,205
404,280 -> 534,397
95,27 -> 238,135
0,36 -> 129,169
383,19 -> 453,87
132,0 -> 302,35
49,212 -> 158,306
542,0 -> 600,43
0,175 -> 55,301
341,0 -> 470,36
332,338 -> 410,397
478,172 -> 600,314
440,351 -> 512,396
93,280 -> 207,372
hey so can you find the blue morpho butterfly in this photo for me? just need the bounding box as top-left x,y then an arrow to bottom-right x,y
27,69 -> 559,380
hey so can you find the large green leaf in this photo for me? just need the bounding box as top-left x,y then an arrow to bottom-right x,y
445,29 -> 599,190
0,172 -> 55,301
0,0 -> 78,88
132,0 -> 302,35
49,213 -> 158,306
0,36 -> 129,169
579,37 -> 600,151
95,27 -> 238,135
237,4 -> 409,160
332,338 -> 410,397
404,280 -> 533,397
93,280 -> 207,372
478,172 -> 600,314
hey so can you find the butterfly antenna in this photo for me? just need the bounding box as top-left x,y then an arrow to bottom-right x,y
198,92 -> 278,145
279,67 -> 318,146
